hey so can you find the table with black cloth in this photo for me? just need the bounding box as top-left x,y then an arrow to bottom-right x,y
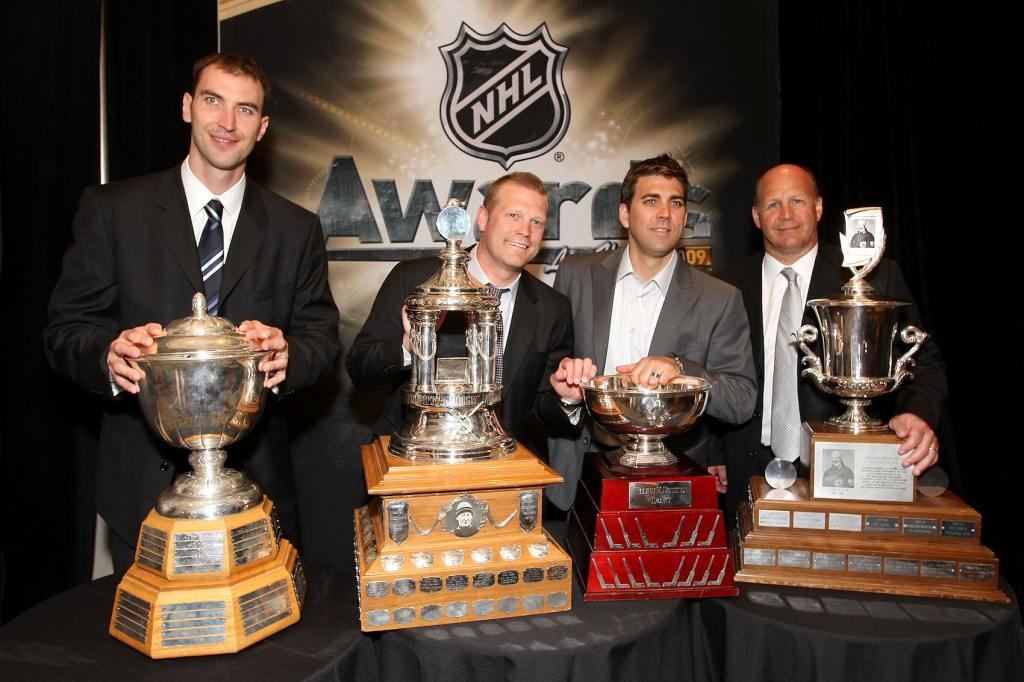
0,561 -> 377,681
692,581 -> 1024,682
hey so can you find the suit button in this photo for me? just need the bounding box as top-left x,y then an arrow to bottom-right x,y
160,462 -> 170,471
753,411 -> 762,418
748,450 -> 759,457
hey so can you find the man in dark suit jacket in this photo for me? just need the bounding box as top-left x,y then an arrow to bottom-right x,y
346,172 -> 572,455
547,155 -> 757,509
44,54 -> 339,571
715,164 -> 946,519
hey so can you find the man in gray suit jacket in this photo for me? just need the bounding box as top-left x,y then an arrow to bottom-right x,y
546,155 -> 757,509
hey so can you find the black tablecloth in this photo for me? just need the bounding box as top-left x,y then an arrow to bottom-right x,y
693,581 -> 1024,682
0,562 -> 377,682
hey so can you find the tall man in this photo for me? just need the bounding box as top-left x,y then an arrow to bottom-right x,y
547,155 -> 757,509
45,54 -> 340,571
715,164 -> 947,519
346,172 -> 573,453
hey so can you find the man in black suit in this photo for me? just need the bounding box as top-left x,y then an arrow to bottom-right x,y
715,164 -> 946,519
346,172 -> 572,453
45,54 -> 339,571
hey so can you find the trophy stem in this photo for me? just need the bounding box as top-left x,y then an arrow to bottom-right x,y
156,447 -> 263,518
612,436 -> 679,468
188,447 -> 228,479
825,399 -> 888,433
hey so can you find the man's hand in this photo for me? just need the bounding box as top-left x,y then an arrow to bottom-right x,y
238,320 -> 288,388
107,323 -> 165,393
707,465 -> 728,494
616,355 -> 680,387
889,412 -> 938,476
550,356 -> 598,403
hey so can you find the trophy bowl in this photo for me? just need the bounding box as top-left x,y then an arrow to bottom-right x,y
581,374 -> 711,467
133,293 -> 272,518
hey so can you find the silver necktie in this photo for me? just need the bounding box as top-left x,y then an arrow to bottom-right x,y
770,267 -> 802,461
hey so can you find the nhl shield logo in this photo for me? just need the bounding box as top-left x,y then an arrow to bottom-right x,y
440,23 -> 570,169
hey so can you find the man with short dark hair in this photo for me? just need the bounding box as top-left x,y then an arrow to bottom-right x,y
45,53 -> 339,571
346,171 -> 573,452
715,164 -> 947,519
546,154 -> 757,509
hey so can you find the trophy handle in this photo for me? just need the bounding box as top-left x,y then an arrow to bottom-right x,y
891,325 -> 928,389
796,324 -> 825,385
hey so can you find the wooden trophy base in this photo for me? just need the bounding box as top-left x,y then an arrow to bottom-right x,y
732,478 -> 1008,603
110,498 -> 305,657
355,436 -> 572,631
566,452 -> 737,601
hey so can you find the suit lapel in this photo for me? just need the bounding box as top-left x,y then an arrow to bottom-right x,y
153,170 -> 204,293
649,256 -> 699,356
220,181 -> 268,305
502,275 -> 539,397
592,250 -> 620,369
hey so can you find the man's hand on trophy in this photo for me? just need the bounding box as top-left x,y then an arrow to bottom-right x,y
889,412 -> 939,475
108,323 -> 165,394
550,356 -> 597,403
238,320 -> 288,388
707,465 -> 729,494
617,355 -> 680,387
401,305 -> 446,353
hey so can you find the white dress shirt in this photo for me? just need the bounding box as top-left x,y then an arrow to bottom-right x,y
180,158 -> 246,253
603,246 -> 678,374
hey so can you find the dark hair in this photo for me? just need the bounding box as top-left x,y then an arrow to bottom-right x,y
483,171 -> 548,208
620,154 -> 689,206
752,164 -> 819,206
192,53 -> 271,110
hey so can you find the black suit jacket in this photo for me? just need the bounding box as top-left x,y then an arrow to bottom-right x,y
346,257 -> 573,453
716,244 -> 947,517
45,167 -> 340,546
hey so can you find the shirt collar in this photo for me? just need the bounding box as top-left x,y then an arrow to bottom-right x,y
762,244 -> 818,286
180,157 -> 247,220
468,253 -> 521,299
616,245 -> 678,293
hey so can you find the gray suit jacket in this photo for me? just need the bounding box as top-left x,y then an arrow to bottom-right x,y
545,249 -> 757,509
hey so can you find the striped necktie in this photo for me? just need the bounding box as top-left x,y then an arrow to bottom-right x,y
198,198 -> 225,315
485,283 -> 509,386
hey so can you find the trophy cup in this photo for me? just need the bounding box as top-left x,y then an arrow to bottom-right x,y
564,375 -> 739,600
733,208 -> 1007,602
353,200 -> 572,631
109,293 -> 305,657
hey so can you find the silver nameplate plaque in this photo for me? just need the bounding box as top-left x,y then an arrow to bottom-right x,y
473,599 -> 494,616
366,609 -> 389,627
393,579 -> 416,596
921,560 -> 957,579
498,597 -> 518,614
498,569 -> 519,585
420,604 -> 442,621
365,581 -> 389,598
628,481 -> 692,509
446,601 -> 468,618
848,554 -> 882,574
548,591 -> 568,608
473,572 -> 495,588
387,501 -> 410,544
519,491 -> 539,531
446,574 -> 469,591
412,551 -> 434,568
792,511 -> 826,530
959,563 -> 995,582
884,558 -> 919,577
523,595 -> 544,610
523,567 -> 544,583
903,517 -> 938,536
436,357 -> 469,383
419,576 -> 442,593
828,513 -> 862,532
471,547 -> 493,563
547,565 -> 568,581
779,550 -> 811,568
442,549 -> 465,567
743,547 -> 776,567
940,520 -> 977,539
394,607 -> 416,625
813,552 -> 846,571
864,515 -> 899,533
758,509 -> 790,528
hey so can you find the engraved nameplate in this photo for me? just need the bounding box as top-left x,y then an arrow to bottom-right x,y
793,511 -> 825,530
547,566 -> 568,581
436,357 -> 469,383
864,515 -> 899,533
523,595 -> 544,610
498,570 -> 519,586
921,560 -> 957,579
473,572 -> 495,588
446,601 -> 468,618
421,604 -> 442,621
779,549 -> 811,568
393,579 -> 416,596
473,599 -> 494,616
884,558 -> 919,577
758,509 -> 790,528
366,609 -> 389,627
419,576 -> 442,593
813,552 -> 846,571
387,501 -> 409,544
940,520 -> 977,539
446,574 -> 469,591
519,491 -> 539,532
628,481 -> 692,509
903,517 -> 937,536
365,581 -> 389,598
848,554 -> 882,574
548,591 -> 568,608
828,513 -> 862,532
523,567 -> 544,583
498,597 -> 518,614
743,547 -> 776,566
394,607 -> 415,624
959,563 -> 995,582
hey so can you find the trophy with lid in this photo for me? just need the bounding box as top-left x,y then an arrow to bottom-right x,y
354,200 -> 572,631
109,293 -> 304,657
564,375 -> 739,600
735,208 -> 1007,602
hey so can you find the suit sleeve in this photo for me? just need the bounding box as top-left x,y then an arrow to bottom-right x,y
346,262 -> 411,389
279,215 -> 341,394
532,290 -> 575,431
44,186 -> 122,396
682,286 -> 758,425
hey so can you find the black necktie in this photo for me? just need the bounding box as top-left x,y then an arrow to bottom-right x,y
198,198 -> 225,315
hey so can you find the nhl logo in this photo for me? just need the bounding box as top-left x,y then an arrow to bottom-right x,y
440,23 -> 570,169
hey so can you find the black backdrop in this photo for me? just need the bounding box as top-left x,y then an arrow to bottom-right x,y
1,0 -> 1019,624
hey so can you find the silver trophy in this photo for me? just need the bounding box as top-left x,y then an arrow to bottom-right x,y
580,374 -> 711,467
133,292 -> 272,517
796,207 -> 928,432
388,199 -> 515,462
